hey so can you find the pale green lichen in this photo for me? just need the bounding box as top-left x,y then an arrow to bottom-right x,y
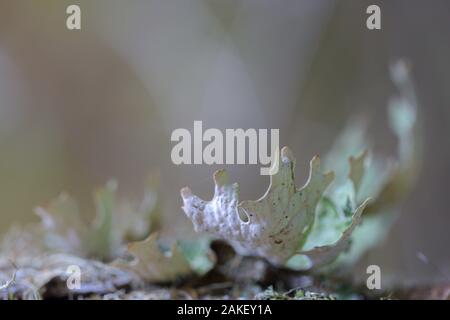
181,61 -> 419,272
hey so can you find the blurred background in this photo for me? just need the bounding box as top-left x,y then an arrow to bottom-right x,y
0,0 -> 449,287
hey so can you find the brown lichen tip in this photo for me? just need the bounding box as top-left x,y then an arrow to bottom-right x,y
281,146 -> 295,163
348,149 -> 368,165
213,169 -> 229,186
180,187 -> 192,199
310,155 -> 335,182
309,155 -> 321,172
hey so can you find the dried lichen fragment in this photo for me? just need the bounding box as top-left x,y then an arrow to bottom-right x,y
0,254 -> 134,299
113,233 -> 193,283
113,233 -> 215,283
